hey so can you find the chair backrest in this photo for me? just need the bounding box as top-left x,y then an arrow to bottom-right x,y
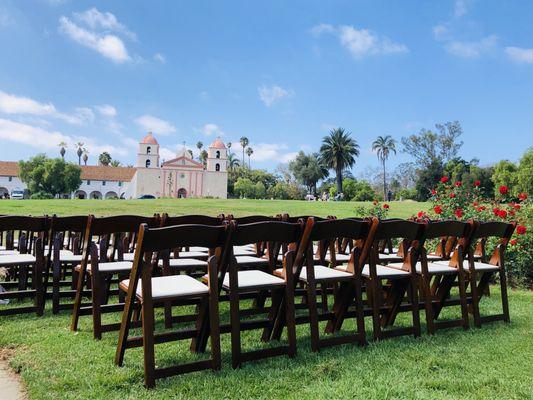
0,216 -> 50,254
161,213 -> 224,227
470,220 -> 516,265
229,215 -> 281,224
282,214 -> 327,223
420,220 -> 473,266
49,215 -> 89,254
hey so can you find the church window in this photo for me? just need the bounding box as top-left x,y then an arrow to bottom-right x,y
215,163 -> 220,171
147,146 -> 151,154
146,159 -> 151,168
87,180 -> 91,185
102,181 -> 106,186
216,150 -> 220,159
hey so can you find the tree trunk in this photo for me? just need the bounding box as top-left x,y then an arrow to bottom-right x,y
336,167 -> 343,194
383,160 -> 387,201
242,147 -> 245,166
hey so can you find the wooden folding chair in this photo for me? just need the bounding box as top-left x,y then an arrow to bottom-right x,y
46,215 -> 89,314
214,220 -> 305,368
462,221 -> 515,327
411,220 -> 473,334
0,216 -> 49,316
364,219 -> 424,341
272,217 -> 378,351
70,214 -> 160,339
115,222 -> 228,388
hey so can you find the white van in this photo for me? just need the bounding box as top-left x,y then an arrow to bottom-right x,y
11,190 -> 25,200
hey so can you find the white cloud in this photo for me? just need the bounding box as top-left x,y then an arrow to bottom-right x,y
311,23 -> 407,58
444,35 -> 498,58
246,142 -> 290,162
310,23 -> 334,37
258,85 -> 294,107
433,24 -> 450,41
454,0 -> 472,18
153,53 -> 166,63
96,104 -> 117,117
281,152 -> 298,163
0,118 -> 127,156
59,16 -> 130,63
505,47 -> 533,64
197,123 -> 224,136
74,8 -> 136,40
0,90 -> 92,125
134,114 -> 176,135
339,25 -> 408,57
159,147 -> 176,161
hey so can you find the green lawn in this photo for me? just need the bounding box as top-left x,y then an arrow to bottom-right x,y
0,291 -> 532,399
0,198 -> 427,219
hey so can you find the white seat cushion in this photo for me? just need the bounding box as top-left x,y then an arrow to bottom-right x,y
298,265 -> 352,282
121,275 -> 209,300
188,246 -> 209,252
378,253 -> 403,261
0,250 -> 20,256
222,270 -> 285,289
87,261 -> 133,273
233,248 -> 256,256
235,255 -> 269,265
158,258 -> 208,269
122,253 -> 135,261
434,260 -> 498,272
362,265 -> 410,278
325,253 -> 351,262
426,254 -> 442,260
0,253 -> 36,265
57,250 -> 83,263
178,251 -> 207,258
388,262 -> 457,275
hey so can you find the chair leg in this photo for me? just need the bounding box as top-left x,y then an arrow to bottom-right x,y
229,287 -> 241,369
353,278 -> 367,345
261,288 -> 283,342
370,278 -> 383,341
91,271 -> 103,340
70,267 -> 85,332
115,294 -> 137,367
142,302 -> 156,389
34,261 -> 45,316
284,283 -> 297,358
410,276 -> 421,338
52,260 -> 61,314
421,273 -> 436,335
469,271 -> 482,327
499,268 -> 510,323
306,279 -> 320,352
208,292 -> 221,371
457,270 -> 470,330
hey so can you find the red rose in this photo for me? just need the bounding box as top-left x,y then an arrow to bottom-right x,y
449,193 -> 456,198
440,176 -> 449,183
514,203 -> 521,210
434,205 -> 442,215
417,211 -> 425,218
480,206 -> 486,211
510,239 -> 517,246
455,181 -> 462,187
499,185 -> 508,195
472,201 -> 478,207
493,207 -> 500,216
509,210 -> 516,217
476,206 -> 483,212
431,189 -> 437,195
498,210 -> 507,219
454,208 -> 463,218
383,204 -> 390,209
518,192 -> 527,201
517,225 -> 527,235
474,180 -> 481,187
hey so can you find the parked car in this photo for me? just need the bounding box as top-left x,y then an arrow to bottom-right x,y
137,194 -> 156,199
11,190 -> 26,200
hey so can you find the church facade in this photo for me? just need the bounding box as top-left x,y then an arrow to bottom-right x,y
0,132 -> 228,200
123,132 -> 228,199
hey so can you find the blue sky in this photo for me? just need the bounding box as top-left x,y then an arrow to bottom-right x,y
0,0 -> 532,176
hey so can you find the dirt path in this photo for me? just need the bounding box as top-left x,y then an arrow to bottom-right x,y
0,349 -> 26,400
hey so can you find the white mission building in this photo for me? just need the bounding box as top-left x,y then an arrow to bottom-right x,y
0,133 -> 228,199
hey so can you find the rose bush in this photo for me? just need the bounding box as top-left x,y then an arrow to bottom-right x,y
420,178 -> 532,287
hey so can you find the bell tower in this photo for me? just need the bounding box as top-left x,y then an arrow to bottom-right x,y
137,132 -> 160,169
206,137 -> 227,172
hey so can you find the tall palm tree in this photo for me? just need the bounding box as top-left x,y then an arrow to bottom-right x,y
227,152 -> 240,171
196,141 -> 203,160
319,127 -> 360,194
226,141 -> 232,149
82,148 -> 89,165
246,147 -> 253,169
110,160 -> 121,167
58,141 -> 67,160
76,142 -> 84,165
372,135 -> 397,200
239,137 -> 249,166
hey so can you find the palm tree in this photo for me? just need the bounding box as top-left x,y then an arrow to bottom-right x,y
58,141 -> 67,160
199,150 -> 208,167
239,137 -> 249,166
226,141 -> 232,149
110,160 -> 121,167
98,152 -> 112,166
319,127 -> 360,194
76,142 -> 84,165
227,152 -> 240,171
246,147 -> 254,169
82,148 -> 89,165
196,141 -> 203,160
372,135 -> 397,200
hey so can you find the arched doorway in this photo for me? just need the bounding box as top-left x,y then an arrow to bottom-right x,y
89,191 -> 102,199
75,190 -> 87,199
0,187 -> 9,199
105,191 -> 118,199
177,188 -> 187,198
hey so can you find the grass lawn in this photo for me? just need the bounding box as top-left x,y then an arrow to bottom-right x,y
0,290 -> 532,399
0,198 -> 427,219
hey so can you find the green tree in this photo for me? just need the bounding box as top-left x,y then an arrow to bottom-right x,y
227,152 -> 240,171
289,151 -> 329,195
372,135 -> 397,200
98,152 -> 112,166
491,160 -> 518,196
415,160 -> 444,201
19,155 -> 82,197
76,142 -> 84,165
82,148 -> 89,165
254,181 -> 266,198
110,160 -> 121,167
343,179 -> 375,201
58,141 -> 67,160
246,147 -> 254,168
319,127 -> 360,193
239,137 -> 249,167
196,141 -> 203,161
517,148 -> 533,195
234,177 -> 255,198
267,182 -> 290,199
199,150 -> 208,167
